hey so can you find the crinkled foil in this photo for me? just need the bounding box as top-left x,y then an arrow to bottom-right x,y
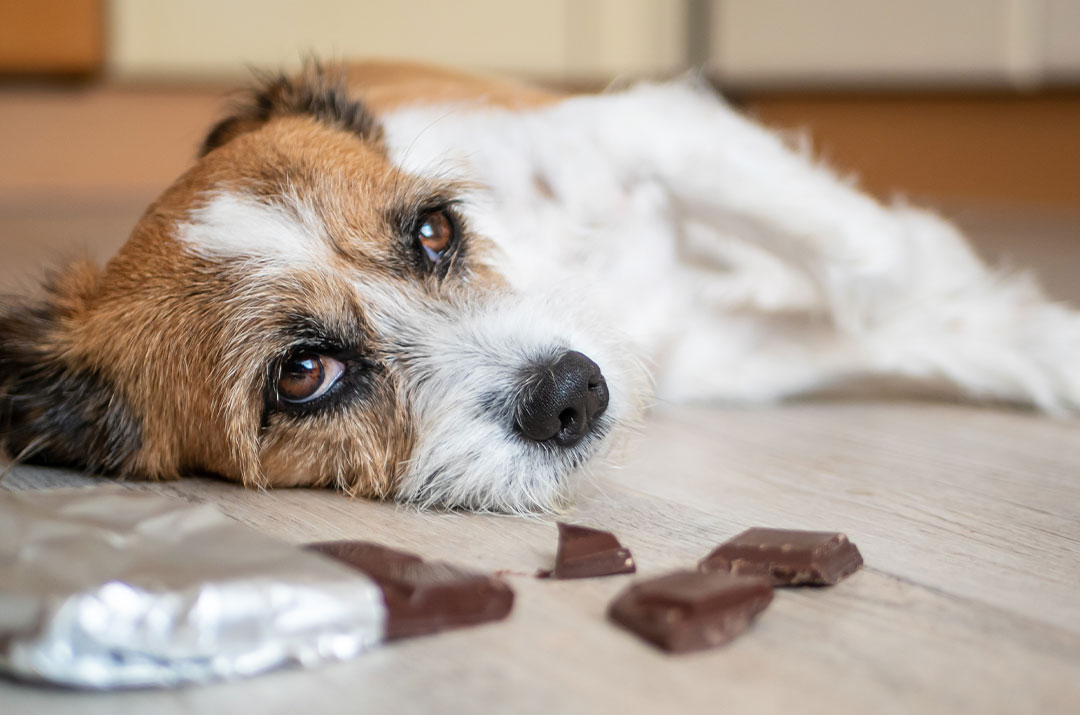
0,488 -> 386,689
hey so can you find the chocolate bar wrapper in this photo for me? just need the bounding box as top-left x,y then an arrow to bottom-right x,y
0,488 -> 386,689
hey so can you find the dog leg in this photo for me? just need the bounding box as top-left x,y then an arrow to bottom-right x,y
850,212 -> 1080,414
585,82 -> 1080,412
581,81 -> 944,326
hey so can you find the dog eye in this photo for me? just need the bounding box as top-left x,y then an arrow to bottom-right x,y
416,209 -> 454,262
277,351 -> 345,404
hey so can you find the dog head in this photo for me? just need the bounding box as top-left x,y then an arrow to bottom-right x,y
0,68 -> 646,512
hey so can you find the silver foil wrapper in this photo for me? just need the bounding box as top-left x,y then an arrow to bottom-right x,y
0,488 -> 387,689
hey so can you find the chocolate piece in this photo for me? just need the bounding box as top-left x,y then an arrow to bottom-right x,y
550,522 -> 636,579
699,527 -> 863,586
305,540 -> 514,639
306,540 -> 422,573
608,571 -> 773,653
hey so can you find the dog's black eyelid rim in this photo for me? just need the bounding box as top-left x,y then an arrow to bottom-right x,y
261,338 -> 376,418
390,194 -> 458,233
410,202 -> 460,239
399,203 -> 465,276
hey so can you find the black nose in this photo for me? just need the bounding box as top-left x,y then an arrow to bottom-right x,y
515,351 -> 609,447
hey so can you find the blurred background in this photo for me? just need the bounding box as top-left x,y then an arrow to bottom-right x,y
1,0 -> 1078,298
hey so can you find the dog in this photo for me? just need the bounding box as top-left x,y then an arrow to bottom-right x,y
2,61 -> 1078,512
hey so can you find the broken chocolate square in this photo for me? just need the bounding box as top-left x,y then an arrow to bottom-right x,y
608,570 -> 773,653
698,527 -> 863,586
305,540 -> 514,639
548,522 -> 636,579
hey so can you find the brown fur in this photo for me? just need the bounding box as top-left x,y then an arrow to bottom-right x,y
344,59 -> 564,113
1,62 -> 518,496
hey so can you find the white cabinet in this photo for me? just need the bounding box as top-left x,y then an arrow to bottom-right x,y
707,0 -> 1080,88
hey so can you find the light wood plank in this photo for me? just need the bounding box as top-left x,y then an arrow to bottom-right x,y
618,403 -> 1080,627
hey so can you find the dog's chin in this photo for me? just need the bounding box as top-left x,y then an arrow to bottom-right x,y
394,411 -> 626,513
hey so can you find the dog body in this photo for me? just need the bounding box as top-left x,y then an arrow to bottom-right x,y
2,62 -> 1078,511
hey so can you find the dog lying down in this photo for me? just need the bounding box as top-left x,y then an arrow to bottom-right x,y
1,61 -> 1077,512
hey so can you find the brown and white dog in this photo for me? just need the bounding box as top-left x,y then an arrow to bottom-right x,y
3,61 -> 1078,512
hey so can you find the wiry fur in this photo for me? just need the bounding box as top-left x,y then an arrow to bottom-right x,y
0,265 -> 142,474
3,62 -> 1078,513
356,283 -> 648,512
380,78 -> 1080,413
200,64 -> 383,157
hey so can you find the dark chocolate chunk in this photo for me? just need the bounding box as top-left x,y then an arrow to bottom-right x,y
699,527 -> 863,586
608,570 -> 773,653
550,522 -> 636,579
305,540 -> 422,574
305,540 -> 514,639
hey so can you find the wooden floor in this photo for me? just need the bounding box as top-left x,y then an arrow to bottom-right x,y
1,85 -> 1079,714
3,402 -> 1079,714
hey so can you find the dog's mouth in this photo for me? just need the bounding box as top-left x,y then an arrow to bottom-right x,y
398,405 -> 620,514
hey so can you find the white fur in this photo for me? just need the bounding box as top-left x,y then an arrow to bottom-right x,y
176,191 -> 330,267
380,80 -> 1080,417
353,280 -> 649,512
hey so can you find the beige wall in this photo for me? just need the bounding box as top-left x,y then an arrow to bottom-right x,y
108,0 -> 686,82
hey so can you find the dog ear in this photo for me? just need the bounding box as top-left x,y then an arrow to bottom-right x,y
0,263 -> 142,474
200,63 -> 383,156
